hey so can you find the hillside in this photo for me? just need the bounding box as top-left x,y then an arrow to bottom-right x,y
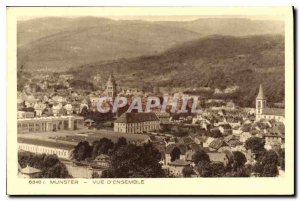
17,17 -> 283,72
70,35 -> 285,107
17,17 -> 200,71
158,18 -> 284,36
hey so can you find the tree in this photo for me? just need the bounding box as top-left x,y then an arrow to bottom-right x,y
260,150 -> 279,166
102,144 -> 165,178
113,137 -> 127,151
225,167 -> 250,177
182,166 -> 194,177
18,152 -> 71,178
72,141 -> 92,161
245,137 -> 265,153
196,161 -> 211,177
90,138 -> 114,159
80,106 -> 89,117
98,138 -> 114,155
253,150 -> 279,177
232,151 -> 247,170
262,164 -> 278,177
192,150 -> 210,165
170,147 -> 181,162
210,162 -> 226,177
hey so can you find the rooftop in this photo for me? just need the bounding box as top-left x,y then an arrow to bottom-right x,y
21,165 -> 42,174
18,137 -> 75,150
169,159 -> 191,166
256,84 -> 266,100
115,112 -> 159,123
17,115 -> 84,122
262,108 -> 285,117
207,152 -> 228,163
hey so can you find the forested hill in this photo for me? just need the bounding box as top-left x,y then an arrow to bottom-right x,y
70,34 -> 285,107
17,17 -> 283,72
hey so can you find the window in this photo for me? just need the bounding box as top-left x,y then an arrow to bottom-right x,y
29,123 -> 35,132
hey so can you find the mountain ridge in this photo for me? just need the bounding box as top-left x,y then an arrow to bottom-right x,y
17,17 -> 284,72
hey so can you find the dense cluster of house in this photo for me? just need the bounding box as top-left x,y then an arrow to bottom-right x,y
17,72 -> 285,178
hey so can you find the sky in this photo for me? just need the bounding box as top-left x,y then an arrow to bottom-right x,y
19,15 -> 284,22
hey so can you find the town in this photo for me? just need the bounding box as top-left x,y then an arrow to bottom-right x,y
17,71 -> 285,178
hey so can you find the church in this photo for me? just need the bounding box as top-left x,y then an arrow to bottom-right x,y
255,84 -> 285,122
105,72 -> 117,98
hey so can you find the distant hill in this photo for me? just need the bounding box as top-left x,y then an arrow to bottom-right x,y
69,35 -> 285,107
17,17 -> 284,72
157,18 -> 284,36
17,17 -> 200,71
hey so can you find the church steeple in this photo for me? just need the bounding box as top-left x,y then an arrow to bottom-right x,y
106,72 -> 117,98
256,84 -> 266,116
256,84 -> 265,100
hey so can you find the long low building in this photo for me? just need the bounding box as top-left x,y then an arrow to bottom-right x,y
114,112 -> 160,134
18,137 -> 75,160
17,115 -> 84,134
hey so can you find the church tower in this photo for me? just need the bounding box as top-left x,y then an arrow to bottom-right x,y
106,72 -> 117,98
256,84 -> 266,115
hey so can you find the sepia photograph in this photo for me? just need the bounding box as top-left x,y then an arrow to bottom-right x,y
6,6 -> 294,195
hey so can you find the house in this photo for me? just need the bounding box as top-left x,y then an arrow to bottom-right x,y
168,159 -> 191,177
203,137 -> 215,148
24,94 -> 37,108
93,154 -> 110,168
153,110 -> 171,123
114,112 -> 160,134
64,103 -> 73,115
264,133 -> 285,150
178,136 -> 195,145
17,111 -> 35,119
224,135 -> 242,147
185,144 -> 203,162
191,135 -> 207,146
165,144 -> 188,165
34,102 -> 46,117
218,124 -> 232,135
209,139 -> 226,151
52,103 -> 63,116
207,152 -> 229,166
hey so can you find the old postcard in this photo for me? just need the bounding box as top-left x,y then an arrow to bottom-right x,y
7,7 -> 294,195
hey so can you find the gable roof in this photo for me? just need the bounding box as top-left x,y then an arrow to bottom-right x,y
209,139 -> 226,150
207,152 -> 228,164
21,165 -> 42,174
169,159 -> 191,166
115,112 -> 159,123
18,137 -> 75,150
165,144 -> 188,154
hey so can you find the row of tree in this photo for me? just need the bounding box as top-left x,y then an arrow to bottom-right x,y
18,152 -> 71,178
72,138 -> 167,178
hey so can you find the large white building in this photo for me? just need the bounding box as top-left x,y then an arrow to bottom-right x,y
114,112 -> 160,134
255,84 -> 285,122
18,137 -> 75,160
17,116 -> 84,134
